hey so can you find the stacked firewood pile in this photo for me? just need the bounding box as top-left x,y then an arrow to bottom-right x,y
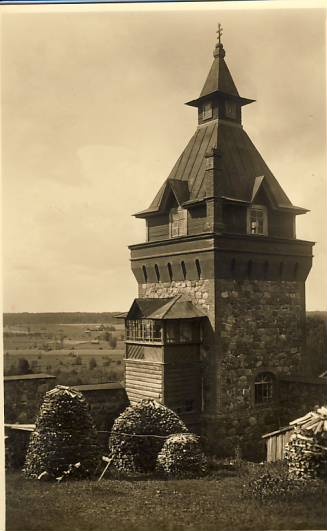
109,399 -> 188,474
24,385 -> 100,480
284,406 -> 327,480
156,433 -> 207,478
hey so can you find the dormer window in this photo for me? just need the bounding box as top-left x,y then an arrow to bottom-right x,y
201,102 -> 212,121
247,205 -> 268,236
169,207 -> 187,238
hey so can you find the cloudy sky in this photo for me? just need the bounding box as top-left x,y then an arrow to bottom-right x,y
1,2 -> 326,312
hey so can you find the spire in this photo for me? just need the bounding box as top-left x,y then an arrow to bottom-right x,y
214,23 -> 225,59
185,26 -> 254,108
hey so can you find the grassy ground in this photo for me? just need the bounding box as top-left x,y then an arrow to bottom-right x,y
5,470 -> 326,531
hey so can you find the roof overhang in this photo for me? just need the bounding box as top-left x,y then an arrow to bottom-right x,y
185,90 -> 255,108
134,179 -> 190,218
126,296 -> 207,321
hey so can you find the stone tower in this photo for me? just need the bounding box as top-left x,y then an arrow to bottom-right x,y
123,31 -> 317,457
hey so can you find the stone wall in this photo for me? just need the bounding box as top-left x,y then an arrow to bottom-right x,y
137,277 -> 321,459
4,378 -> 56,424
210,279 -> 308,458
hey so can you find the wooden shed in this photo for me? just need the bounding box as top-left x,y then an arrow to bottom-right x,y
262,425 -> 293,462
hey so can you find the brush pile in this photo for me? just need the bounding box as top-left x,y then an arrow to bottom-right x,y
23,385 -> 100,480
109,400 -> 188,474
284,406 -> 327,480
156,432 -> 207,478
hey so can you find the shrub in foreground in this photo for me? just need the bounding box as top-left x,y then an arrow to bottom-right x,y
245,461 -> 324,503
156,432 -> 207,478
109,400 -> 188,474
24,385 -> 100,480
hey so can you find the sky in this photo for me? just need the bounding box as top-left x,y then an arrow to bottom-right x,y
1,2 -> 326,313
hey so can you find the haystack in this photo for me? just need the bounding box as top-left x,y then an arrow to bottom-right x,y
24,385 -> 100,480
109,399 -> 188,474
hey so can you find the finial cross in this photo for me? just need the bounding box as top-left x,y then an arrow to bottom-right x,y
216,23 -> 223,44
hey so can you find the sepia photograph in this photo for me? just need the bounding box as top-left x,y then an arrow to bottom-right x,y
1,1 -> 326,530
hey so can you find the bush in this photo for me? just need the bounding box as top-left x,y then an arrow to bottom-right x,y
24,386 -> 100,480
245,461 -> 323,503
156,433 -> 207,478
109,400 -> 188,474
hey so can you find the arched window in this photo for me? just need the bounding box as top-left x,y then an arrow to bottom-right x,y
247,260 -> 253,279
254,372 -> 274,404
181,261 -> 187,280
263,261 -> 269,280
142,265 -> 148,283
167,263 -> 173,282
279,262 -> 284,280
247,205 -> 268,236
195,259 -> 202,280
294,262 -> 299,280
154,264 -> 160,282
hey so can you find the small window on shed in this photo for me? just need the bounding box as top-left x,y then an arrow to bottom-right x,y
255,372 -> 274,404
247,205 -> 268,236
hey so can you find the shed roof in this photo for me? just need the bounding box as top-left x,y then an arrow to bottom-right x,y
72,382 -> 123,392
126,296 -> 206,320
5,423 -> 35,432
4,373 -> 56,382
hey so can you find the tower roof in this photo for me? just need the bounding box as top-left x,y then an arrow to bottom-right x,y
134,31 -> 308,219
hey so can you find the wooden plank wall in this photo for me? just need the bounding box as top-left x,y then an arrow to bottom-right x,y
125,360 -> 163,404
266,429 -> 293,462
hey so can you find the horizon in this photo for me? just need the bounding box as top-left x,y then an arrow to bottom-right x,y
2,5 -> 326,313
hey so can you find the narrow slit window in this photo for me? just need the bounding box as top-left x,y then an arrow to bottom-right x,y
181,261 -> 187,280
263,261 -> 269,280
247,260 -> 253,279
279,262 -> 284,280
168,263 -> 173,282
294,262 -> 299,280
142,265 -> 148,283
155,264 -> 160,282
195,259 -> 202,280
230,258 -> 236,273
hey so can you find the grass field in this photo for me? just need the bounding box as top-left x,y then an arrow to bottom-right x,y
5,470 -> 326,531
3,322 -> 125,386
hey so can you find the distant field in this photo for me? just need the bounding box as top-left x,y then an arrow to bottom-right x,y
3,321 -> 125,385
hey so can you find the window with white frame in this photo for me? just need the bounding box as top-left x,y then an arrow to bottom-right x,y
254,372 -> 274,404
247,205 -> 268,236
169,207 -> 187,238
201,102 -> 213,121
